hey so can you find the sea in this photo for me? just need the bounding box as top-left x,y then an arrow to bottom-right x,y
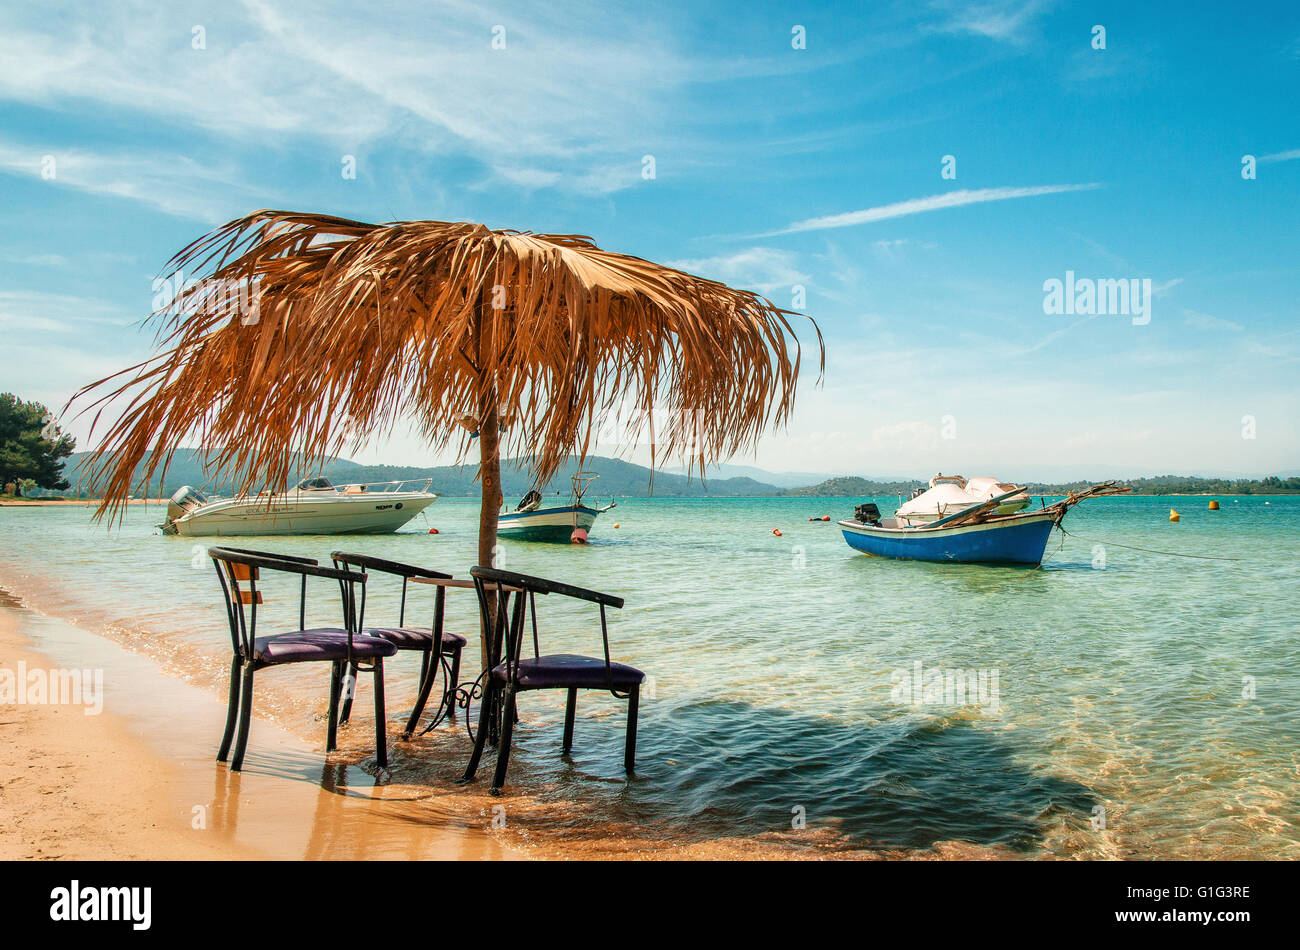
1,493 -> 1296,859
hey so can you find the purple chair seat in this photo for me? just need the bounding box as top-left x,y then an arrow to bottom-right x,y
363,626 -> 469,651
253,628 -> 397,666
492,653 -> 646,691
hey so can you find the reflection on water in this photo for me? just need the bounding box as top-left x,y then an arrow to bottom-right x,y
1,494 -> 1297,858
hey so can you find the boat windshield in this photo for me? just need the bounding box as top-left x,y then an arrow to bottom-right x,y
297,476 -> 336,492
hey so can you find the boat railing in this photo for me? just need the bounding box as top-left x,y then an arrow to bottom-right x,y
329,478 -> 436,495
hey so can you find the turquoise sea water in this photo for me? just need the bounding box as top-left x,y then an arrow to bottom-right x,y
1,494 -> 1296,858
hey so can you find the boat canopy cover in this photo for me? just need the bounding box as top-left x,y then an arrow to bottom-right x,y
297,476 -> 336,491
896,474 -> 1028,519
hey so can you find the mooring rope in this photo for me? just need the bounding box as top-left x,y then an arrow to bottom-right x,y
1058,526 -> 1242,561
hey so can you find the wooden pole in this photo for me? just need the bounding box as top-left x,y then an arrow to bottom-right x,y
475,298 -> 503,673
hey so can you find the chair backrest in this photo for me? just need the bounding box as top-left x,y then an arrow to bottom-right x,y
468,565 -> 627,695
330,552 -> 452,629
209,547 -> 366,660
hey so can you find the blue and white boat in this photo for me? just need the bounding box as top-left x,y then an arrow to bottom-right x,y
498,472 -> 615,543
839,475 -> 1127,565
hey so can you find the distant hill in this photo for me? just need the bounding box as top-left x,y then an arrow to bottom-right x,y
60,450 -> 780,499
777,476 -> 925,497
328,455 -> 780,498
663,462 -> 833,488
50,451 -> 1300,500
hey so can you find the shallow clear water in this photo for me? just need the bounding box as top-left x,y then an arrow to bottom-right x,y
1,494 -> 1296,858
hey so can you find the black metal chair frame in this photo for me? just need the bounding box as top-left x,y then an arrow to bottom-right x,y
329,551 -> 464,739
461,565 -> 642,795
209,546 -> 388,771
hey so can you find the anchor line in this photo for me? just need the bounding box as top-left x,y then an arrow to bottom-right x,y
1058,526 -> 1242,561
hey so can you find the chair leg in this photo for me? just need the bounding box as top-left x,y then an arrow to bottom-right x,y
339,661 -> 359,724
217,656 -> 242,762
403,646 -> 438,739
326,661 -> 342,752
461,679 -> 496,782
373,658 -> 388,769
561,687 -> 577,754
230,662 -> 255,772
624,685 -> 640,774
490,688 -> 518,795
445,648 -> 462,722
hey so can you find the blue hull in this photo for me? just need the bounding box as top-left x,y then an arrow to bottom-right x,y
840,513 -> 1056,565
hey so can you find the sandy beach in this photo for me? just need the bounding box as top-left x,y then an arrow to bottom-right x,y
0,594 -> 521,861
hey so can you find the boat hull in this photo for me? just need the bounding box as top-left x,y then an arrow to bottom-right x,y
170,493 -> 437,536
497,505 -> 603,542
839,511 -> 1057,565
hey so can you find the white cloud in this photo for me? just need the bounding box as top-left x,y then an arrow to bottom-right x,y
0,142 -> 269,222
0,1 -> 692,197
931,0 -> 1052,44
1260,149 -> 1300,163
1182,309 -> 1243,332
665,248 -> 810,294
770,184 -> 1101,235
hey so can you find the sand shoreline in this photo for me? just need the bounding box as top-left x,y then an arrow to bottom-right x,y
0,595 -> 523,861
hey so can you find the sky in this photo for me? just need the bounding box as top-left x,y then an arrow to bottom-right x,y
1,0 -> 1297,480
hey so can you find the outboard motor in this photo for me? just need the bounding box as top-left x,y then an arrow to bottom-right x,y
854,502 -> 882,525
165,485 -> 208,530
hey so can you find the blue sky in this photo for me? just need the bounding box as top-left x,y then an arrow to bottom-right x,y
1,0 -> 1297,479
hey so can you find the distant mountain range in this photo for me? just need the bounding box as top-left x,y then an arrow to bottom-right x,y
55,450 -> 1300,499
63,450 -> 781,499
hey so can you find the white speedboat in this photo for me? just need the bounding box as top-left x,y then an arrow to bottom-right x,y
497,472 -> 614,542
160,476 -> 438,536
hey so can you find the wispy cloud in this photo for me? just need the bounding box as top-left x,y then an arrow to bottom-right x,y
0,1 -> 698,197
769,184 -> 1101,236
666,248 -> 810,294
930,0 -> 1052,44
1261,148 -> 1300,163
1183,309 -> 1244,332
0,141 -> 268,221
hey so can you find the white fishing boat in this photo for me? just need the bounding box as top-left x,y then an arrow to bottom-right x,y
160,476 -> 438,536
497,472 -> 615,542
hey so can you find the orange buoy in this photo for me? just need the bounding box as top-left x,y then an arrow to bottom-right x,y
1208,500 -> 1220,510
1169,509 -> 1180,522
613,522 -> 620,529
428,527 -> 439,534
808,516 -> 816,521
772,528 -> 783,537
820,515 -> 830,522
570,528 -> 588,544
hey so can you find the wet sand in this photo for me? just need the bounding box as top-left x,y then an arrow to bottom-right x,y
0,599 -> 521,860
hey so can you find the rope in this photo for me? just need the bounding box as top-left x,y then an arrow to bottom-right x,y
1059,526 -> 1242,561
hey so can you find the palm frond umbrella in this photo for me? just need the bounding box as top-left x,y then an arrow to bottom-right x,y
72,210 -> 822,665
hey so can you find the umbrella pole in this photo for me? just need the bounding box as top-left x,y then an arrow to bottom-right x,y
476,300 -> 503,673
477,403 -> 502,671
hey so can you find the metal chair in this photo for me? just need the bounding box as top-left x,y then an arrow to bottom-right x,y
461,565 -> 645,795
329,552 -> 468,739
209,547 -> 396,771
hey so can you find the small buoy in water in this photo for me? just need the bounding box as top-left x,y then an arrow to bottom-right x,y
808,516 -> 816,521
428,527 -> 439,534
613,522 -> 620,529
1208,500 -> 1220,510
772,528 -> 783,537
820,515 -> 830,522
570,528 -> 588,544
1169,509 -> 1180,522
